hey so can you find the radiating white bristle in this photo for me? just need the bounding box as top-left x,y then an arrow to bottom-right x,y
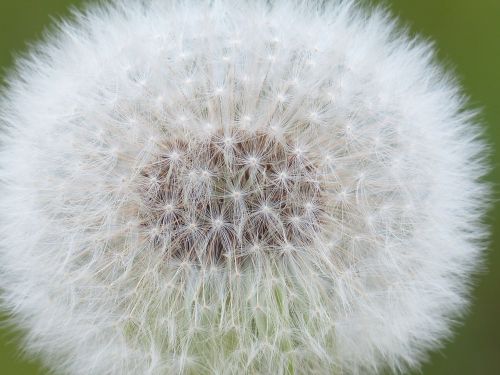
0,1 -> 489,374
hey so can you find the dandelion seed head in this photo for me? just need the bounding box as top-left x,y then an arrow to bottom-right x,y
0,0 -> 489,374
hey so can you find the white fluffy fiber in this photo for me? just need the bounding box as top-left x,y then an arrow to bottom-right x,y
0,0 -> 489,374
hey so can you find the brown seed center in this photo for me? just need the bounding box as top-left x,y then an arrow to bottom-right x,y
139,128 -> 325,265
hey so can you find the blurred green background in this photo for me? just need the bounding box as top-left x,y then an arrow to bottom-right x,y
0,0 -> 498,374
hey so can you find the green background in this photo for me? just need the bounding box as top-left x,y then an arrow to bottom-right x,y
0,1 -> 498,374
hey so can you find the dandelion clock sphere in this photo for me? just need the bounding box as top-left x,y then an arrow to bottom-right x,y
0,1 -> 489,374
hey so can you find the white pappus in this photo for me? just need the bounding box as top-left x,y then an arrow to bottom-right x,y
0,0 -> 490,374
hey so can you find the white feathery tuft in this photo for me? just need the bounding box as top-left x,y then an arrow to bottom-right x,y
0,1 -> 489,374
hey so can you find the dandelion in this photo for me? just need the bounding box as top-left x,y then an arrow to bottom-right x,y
0,1 -> 489,374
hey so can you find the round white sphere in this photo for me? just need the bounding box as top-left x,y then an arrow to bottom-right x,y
0,1 -> 489,374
